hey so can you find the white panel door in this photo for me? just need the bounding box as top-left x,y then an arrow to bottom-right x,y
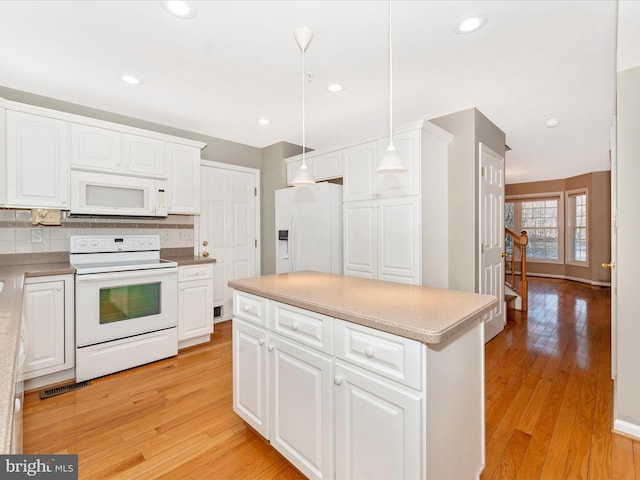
479,143 -> 505,343
343,200 -> 377,279
232,319 -> 268,437
6,110 -> 68,208
200,162 -> 259,321
334,361 -> 422,480
378,196 -> 421,285
269,334 -> 333,480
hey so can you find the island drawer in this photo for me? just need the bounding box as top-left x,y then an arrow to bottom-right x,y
333,318 -> 423,390
269,301 -> 333,353
233,291 -> 268,326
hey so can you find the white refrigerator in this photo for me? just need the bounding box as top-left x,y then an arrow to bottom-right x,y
275,182 -> 343,274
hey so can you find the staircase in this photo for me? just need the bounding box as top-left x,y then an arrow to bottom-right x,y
504,228 -> 528,311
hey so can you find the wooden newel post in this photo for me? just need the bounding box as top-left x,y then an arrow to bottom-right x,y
519,231 -> 528,311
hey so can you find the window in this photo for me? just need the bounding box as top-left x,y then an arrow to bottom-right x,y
505,194 -> 563,263
566,190 -> 588,264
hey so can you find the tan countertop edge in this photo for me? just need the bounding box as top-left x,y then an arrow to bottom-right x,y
229,272 -> 498,345
0,262 -> 75,453
163,255 -> 216,266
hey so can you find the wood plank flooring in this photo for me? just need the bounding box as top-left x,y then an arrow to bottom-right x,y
23,277 -> 640,479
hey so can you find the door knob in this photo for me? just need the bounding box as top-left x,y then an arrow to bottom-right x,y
202,251 -> 209,258
501,252 -> 508,258
202,240 -> 208,246
601,262 -> 614,269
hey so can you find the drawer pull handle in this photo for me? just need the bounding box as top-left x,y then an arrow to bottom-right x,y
334,376 -> 343,386
242,305 -> 251,312
365,346 -> 376,358
267,344 -> 274,352
259,338 -> 265,346
291,322 -> 299,331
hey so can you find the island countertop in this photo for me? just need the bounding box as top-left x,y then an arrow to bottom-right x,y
229,271 -> 498,345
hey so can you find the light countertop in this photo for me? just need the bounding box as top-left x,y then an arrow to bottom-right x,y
229,271 -> 498,345
0,261 -> 75,454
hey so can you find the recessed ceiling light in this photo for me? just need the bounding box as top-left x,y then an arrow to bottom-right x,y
326,83 -> 344,93
545,117 -> 560,128
120,75 -> 140,85
257,118 -> 270,125
161,1 -> 196,19
453,13 -> 487,34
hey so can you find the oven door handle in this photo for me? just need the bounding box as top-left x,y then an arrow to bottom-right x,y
75,268 -> 177,283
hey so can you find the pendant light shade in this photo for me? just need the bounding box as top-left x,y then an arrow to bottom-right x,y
376,1 -> 407,174
291,27 -> 316,187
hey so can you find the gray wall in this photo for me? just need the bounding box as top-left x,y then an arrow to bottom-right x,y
260,141 -> 302,274
431,108 -> 505,293
615,66 -> 640,432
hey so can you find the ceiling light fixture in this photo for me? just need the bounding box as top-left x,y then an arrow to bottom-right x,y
257,118 -> 270,125
120,75 -> 140,85
453,13 -> 487,34
376,0 -> 407,175
326,83 -> 344,93
291,26 -> 316,187
545,117 -> 560,128
161,1 -> 195,19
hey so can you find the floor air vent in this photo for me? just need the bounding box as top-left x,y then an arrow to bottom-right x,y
40,381 -> 91,399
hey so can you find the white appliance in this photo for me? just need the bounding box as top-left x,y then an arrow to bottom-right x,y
275,182 -> 343,274
70,235 -> 178,382
70,170 -> 168,217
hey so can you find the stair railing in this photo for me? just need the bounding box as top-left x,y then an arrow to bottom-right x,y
505,228 -> 528,311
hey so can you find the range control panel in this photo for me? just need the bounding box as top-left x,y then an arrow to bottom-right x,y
69,235 -> 161,253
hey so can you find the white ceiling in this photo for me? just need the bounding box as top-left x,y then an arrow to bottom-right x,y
0,1 -> 622,184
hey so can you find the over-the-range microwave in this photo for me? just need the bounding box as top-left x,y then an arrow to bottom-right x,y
70,170 -> 167,217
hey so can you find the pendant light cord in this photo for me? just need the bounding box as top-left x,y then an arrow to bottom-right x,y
302,44 -> 307,168
388,0 -> 393,145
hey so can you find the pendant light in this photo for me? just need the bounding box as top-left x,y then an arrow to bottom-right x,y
376,1 -> 407,174
291,26 -> 316,187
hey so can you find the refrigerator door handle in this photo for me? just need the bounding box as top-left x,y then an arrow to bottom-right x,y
290,206 -> 296,271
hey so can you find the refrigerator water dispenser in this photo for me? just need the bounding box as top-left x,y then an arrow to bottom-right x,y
278,230 -> 289,259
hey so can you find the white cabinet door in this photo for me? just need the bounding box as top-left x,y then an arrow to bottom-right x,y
70,123 -> 121,171
343,200 -> 377,279
269,334 -> 333,480
178,279 -> 213,342
378,196 -> 421,285
122,133 -> 166,177
334,361 -> 423,480
167,143 -> 200,214
23,280 -> 66,378
312,150 -> 343,181
232,318 -> 268,437
376,129 -> 421,198
343,141 -> 377,201
6,110 -> 68,208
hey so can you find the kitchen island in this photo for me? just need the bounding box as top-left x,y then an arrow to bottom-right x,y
229,271 -> 498,480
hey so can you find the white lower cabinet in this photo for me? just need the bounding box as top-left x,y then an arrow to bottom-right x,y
178,264 -> 214,349
232,291 -> 427,479
333,360 -> 423,480
22,275 -> 74,387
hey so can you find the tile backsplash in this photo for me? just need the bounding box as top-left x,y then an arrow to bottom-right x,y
0,209 -> 195,254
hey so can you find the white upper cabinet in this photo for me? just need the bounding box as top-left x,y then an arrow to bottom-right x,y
166,143 -> 200,214
343,141 -> 378,201
122,134 -> 166,177
71,124 -> 121,171
312,150 -> 343,181
5,110 -> 69,209
286,157 -> 314,186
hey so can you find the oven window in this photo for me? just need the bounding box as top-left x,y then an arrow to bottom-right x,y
99,282 -> 161,324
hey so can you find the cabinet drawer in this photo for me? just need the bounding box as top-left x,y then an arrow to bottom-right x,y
233,291 -> 268,326
334,318 -> 423,390
178,263 -> 213,282
270,301 -> 333,354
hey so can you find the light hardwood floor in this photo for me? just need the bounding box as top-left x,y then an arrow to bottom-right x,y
23,277 -> 640,479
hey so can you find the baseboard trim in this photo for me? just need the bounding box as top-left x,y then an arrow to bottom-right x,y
614,419 -> 640,440
505,271 -> 611,287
